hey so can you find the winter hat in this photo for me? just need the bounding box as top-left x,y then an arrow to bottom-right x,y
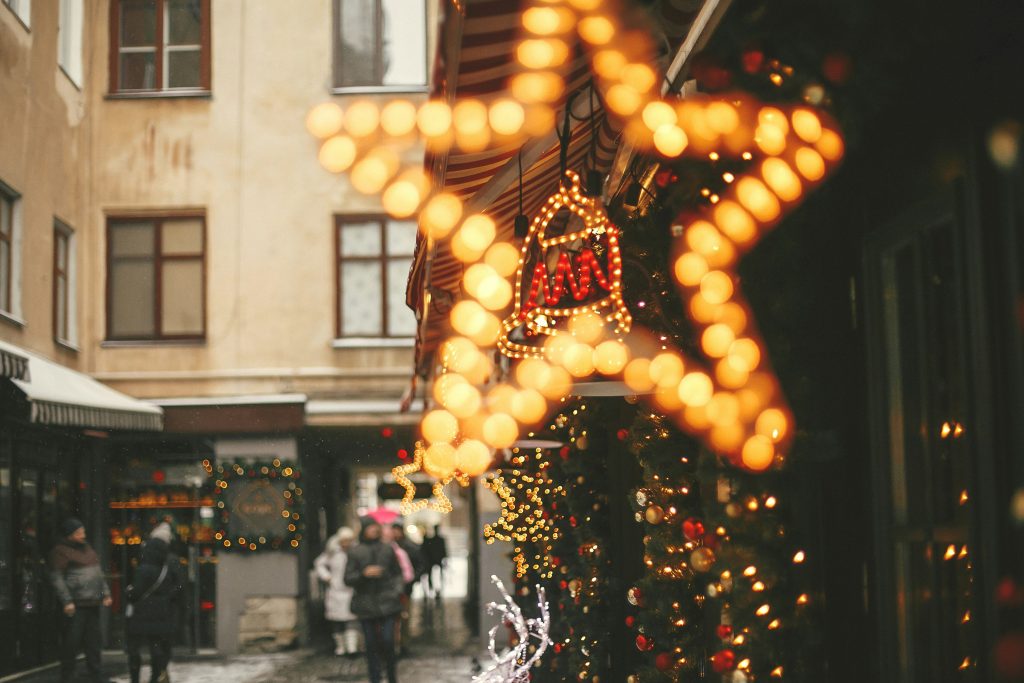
149,521 -> 173,544
358,516 -> 381,541
60,517 -> 84,538
337,527 -> 356,543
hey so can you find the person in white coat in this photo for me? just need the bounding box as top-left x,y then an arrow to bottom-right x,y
314,527 -> 359,656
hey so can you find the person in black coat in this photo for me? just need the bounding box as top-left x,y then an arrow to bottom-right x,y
344,518 -> 403,683
125,523 -> 183,683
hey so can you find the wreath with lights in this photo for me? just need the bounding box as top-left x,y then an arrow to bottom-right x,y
209,459 -> 304,552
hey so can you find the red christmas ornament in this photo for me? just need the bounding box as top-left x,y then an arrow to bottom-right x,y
654,653 -> 675,672
397,448 -> 409,460
715,624 -> 733,640
710,650 -> 736,674
381,427 -> 394,438
559,446 -> 571,459
635,634 -> 654,652
554,643 -> 563,654
822,52 -> 852,84
702,531 -> 720,551
559,580 -> 568,590
551,556 -> 561,567
741,49 -> 765,74
625,615 -> 635,628
569,516 -> 578,528
682,517 -> 705,541
616,428 -> 629,441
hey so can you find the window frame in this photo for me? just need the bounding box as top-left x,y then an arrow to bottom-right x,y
0,181 -> 20,320
331,0 -> 429,95
335,215 -> 416,341
52,220 -> 74,346
105,212 -> 207,343
1,0 -> 31,30
58,0 -> 84,87
107,0 -> 212,97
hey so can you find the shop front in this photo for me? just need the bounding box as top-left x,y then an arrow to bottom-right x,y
0,340 -> 163,678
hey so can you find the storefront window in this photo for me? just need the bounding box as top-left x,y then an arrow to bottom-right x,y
108,452 -> 217,650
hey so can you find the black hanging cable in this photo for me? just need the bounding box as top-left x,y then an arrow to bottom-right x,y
585,81 -> 602,196
514,149 -> 529,239
555,91 -> 577,182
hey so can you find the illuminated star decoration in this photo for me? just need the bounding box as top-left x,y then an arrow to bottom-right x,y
391,441 -> 469,515
308,0 -> 845,480
474,575 -> 553,683
483,447 -> 566,579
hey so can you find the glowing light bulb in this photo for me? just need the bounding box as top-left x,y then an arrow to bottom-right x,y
381,180 -> 421,218
484,242 -> 520,277
483,414 -> 519,449
424,443 -> 457,478
489,99 -> 526,136
417,100 -> 453,137
421,410 -> 459,444
653,125 -> 689,157
594,340 -> 629,375
421,193 -> 464,239
742,434 -> 775,470
380,100 -> 418,136
318,136 -> 357,173
578,16 -> 615,45
343,100 -> 379,138
306,102 -> 344,138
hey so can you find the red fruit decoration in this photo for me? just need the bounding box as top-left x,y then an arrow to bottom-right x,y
741,48 -> 765,74
654,653 -> 675,672
682,517 -> 705,541
635,634 -> 655,652
710,650 -> 736,674
559,446 -> 571,460
559,580 -> 568,590
625,615 -> 635,628
554,643 -> 563,654
716,624 -> 733,640
617,428 -> 630,441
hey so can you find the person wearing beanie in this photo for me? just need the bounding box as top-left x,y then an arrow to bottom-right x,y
49,518 -> 112,683
125,524 -> 183,683
344,518 -> 404,683
314,526 -> 360,656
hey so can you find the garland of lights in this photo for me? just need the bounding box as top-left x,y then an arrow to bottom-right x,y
474,576 -> 553,683
210,460 -> 303,552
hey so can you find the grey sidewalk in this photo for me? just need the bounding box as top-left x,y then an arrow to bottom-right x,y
18,599 -> 485,683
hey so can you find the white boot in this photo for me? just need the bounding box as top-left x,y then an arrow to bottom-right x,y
333,632 -> 346,656
344,625 -> 361,655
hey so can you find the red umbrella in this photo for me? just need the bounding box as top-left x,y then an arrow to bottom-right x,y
364,507 -> 401,525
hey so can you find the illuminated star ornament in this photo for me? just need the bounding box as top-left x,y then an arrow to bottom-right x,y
308,0 -> 846,483
392,441 -> 470,515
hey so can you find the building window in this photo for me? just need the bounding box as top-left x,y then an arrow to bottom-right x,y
2,0 -> 31,28
109,0 -> 210,94
336,216 -> 417,339
53,222 -> 76,345
58,0 -> 84,86
0,182 -> 20,319
333,0 -> 427,93
107,215 -> 205,341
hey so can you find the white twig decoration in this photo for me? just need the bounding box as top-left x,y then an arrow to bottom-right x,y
474,575 -> 552,683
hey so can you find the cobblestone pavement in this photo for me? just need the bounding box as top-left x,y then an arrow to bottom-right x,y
22,599 -> 486,683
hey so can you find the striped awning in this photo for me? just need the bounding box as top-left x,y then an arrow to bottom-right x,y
408,0 -> 706,363
0,339 -> 163,432
0,346 -> 28,380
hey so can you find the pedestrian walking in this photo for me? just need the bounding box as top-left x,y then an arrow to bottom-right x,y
421,525 -> 448,600
386,523 -> 422,656
314,526 -> 360,656
125,522 -> 183,683
344,518 -> 404,683
49,517 -> 113,683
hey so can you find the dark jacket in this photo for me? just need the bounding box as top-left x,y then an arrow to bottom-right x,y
396,537 -> 425,581
422,534 -> 448,569
126,538 -> 183,636
49,539 -> 109,607
343,537 -> 403,619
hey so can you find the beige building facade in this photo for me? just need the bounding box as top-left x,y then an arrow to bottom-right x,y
0,0 -> 440,668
